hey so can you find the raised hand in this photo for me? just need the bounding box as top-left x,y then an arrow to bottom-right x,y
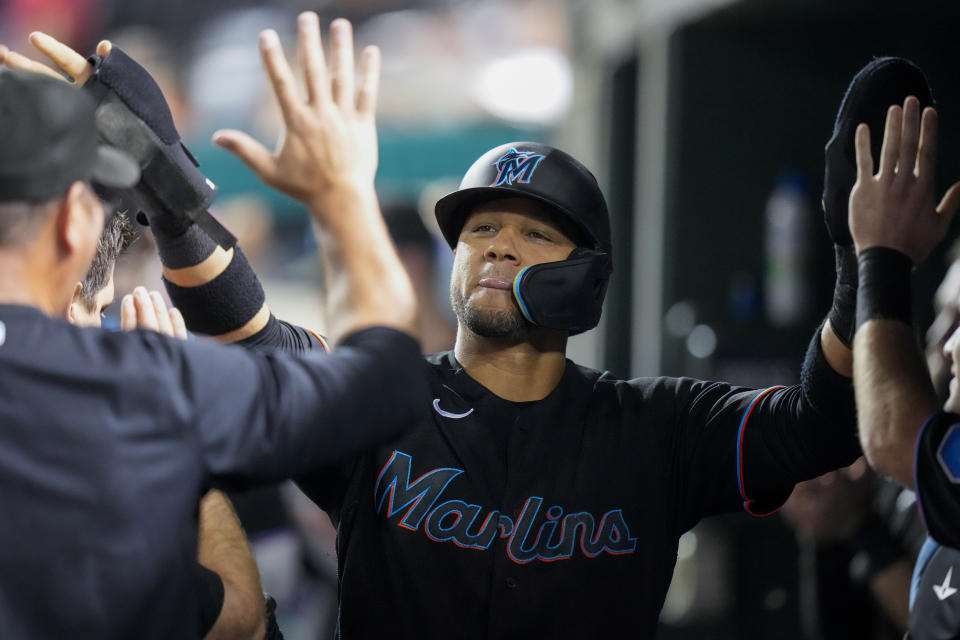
849,96 -> 960,264
212,14 -> 381,217
0,32 -> 112,86
121,287 -> 188,340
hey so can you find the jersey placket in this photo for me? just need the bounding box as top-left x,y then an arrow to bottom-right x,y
487,406 -> 537,638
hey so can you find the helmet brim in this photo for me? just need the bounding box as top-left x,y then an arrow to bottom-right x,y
434,185 -> 603,252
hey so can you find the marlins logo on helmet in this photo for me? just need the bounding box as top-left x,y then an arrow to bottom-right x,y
491,148 -> 545,186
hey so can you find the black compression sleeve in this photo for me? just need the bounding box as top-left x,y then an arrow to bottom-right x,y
163,247 -> 265,336
800,322 -> 857,424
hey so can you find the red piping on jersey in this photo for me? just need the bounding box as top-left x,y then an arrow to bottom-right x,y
737,386 -> 786,517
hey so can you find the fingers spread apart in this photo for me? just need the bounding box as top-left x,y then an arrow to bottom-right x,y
356,45 -> 381,117
329,18 -> 356,110
297,11 -> 327,106
917,106 -> 938,183
28,32 -> 93,85
259,29 -> 301,124
877,104 -> 902,179
259,14 -> 380,119
854,123 -> 873,180
898,96 -> 921,180
0,47 -> 65,81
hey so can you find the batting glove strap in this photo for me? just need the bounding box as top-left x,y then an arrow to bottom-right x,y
83,48 -> 232,247
827,244 -> 858,348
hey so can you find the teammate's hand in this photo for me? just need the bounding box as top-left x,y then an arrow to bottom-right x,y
849,96 -> 960,264
0,32 -> 112,86
212,13 -> 380,217
121,287 -> 188,340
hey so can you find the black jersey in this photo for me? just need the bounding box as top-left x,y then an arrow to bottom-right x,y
296,346 -> 859,638
917,412 -> 960,549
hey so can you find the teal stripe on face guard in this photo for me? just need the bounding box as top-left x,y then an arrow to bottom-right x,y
513,266 -> 535,323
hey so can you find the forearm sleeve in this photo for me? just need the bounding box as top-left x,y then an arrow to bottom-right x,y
163,247 -> 266,337
799,323 -> 858,428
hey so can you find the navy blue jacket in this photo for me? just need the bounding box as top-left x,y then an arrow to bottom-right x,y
0,304 -> 426,639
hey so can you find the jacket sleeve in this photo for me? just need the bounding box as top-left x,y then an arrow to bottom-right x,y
160,326 -> 427,487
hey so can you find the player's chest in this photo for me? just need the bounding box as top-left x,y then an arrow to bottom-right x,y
363,403 -> 676,565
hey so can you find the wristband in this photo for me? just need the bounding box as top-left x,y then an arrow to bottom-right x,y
855,247 -> 913,330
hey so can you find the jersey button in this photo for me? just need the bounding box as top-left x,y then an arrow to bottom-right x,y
505,576 -> 518,589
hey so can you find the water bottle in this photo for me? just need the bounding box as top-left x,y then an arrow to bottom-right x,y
764,172 -> 811,327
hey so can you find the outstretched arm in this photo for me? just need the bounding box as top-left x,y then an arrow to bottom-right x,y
850,97 -> 960,488
0,33 -> 317,349
213,15 -> 416,344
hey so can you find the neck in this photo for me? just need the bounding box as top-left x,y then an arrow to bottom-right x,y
0,250 -> 69,317
454,324 -> 568,401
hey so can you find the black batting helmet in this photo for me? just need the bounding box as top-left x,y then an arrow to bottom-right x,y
434,141 -> 612,255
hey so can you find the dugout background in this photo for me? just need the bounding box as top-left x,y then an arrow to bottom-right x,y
599,1 -> 960,637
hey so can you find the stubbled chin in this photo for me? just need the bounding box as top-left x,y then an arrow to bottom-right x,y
472,287 -> 514,304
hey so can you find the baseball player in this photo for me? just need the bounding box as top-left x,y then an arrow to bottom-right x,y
0,13 -> 426,638
841,56 -> 960,638
12,16 -> 865,637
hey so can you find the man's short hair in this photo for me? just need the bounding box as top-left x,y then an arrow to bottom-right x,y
0,197 -> 60,247
79,211 -> 133,311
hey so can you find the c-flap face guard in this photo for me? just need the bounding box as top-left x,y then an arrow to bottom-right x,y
512,248 -> 612,334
